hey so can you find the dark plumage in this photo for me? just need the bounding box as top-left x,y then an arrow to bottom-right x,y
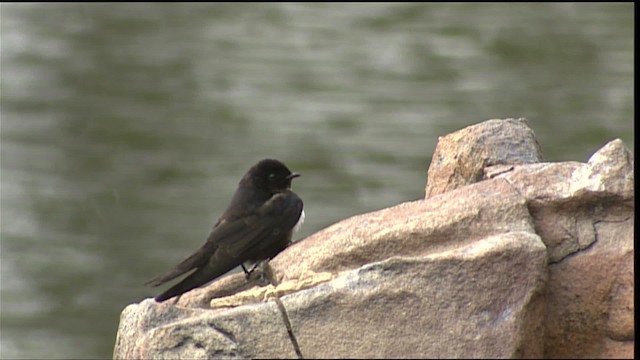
146,159 -> 303,302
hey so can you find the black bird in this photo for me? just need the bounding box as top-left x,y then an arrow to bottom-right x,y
146,159 -> 304,302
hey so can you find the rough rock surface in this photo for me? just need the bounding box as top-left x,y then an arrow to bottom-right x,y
492,138 -> 634,359
114,298 -> 300,359
270,177 -> 534,284
113,119 -> 633,359
115,232 -> 547,359
425,118 -> 544,198
282,232 -> 547,359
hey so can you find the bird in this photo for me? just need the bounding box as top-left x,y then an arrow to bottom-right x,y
145,158 -> 304,302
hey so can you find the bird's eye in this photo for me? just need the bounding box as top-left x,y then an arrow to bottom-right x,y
268,173 -> 276,181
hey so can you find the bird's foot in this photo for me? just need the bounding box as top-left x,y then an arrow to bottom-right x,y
243,262 -> 261,280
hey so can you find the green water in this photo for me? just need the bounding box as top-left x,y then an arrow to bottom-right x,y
0,3 -> 633,358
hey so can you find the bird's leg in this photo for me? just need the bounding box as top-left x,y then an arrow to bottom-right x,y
242,260 -> 277,285
241,262 -> 261,280
248,262 -> 261,274
173,294 -> 182,305
246,262 -> 261,279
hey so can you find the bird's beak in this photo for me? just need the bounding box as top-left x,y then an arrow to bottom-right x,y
287,173 -> 301,180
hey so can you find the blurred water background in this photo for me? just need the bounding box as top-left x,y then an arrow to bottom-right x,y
0,3 -> 633,359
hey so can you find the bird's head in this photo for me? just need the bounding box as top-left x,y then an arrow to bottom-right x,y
243,159 -> 300,193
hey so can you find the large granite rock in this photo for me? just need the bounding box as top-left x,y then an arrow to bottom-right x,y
115,231 -> 547,359
281,232 -> 547,359
270,177 -> 533,284
113,119 -> 633,359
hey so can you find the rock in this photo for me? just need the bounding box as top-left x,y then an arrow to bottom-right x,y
113,298 -> 299,359
542,203 -> 633,358
598,337 -> 635,359
541,199 -> 633,358
115,232 -> 547,359
269,177 -> 534,284
114,119 -> 634,359
425,118 -> 544,198
282,232 -> 547,358
423,124 -> 635,358
170,269 -> 272,309
496,161 -> 599,263
491,139 -> 634,358
573,138 -> 634,200
606,252 -> 634,341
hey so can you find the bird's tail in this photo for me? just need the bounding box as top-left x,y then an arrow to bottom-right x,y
153,261 -> 234,302
154,267 -> 208,302
145,246 -> 214,287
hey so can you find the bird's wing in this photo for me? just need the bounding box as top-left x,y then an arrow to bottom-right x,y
214,190 -> 303,258
145,191 -> 302,287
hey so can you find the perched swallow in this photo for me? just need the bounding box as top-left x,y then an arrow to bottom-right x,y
146,159 -> 304,302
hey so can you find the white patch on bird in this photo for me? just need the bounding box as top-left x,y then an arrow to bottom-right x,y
293,209 -> 305,233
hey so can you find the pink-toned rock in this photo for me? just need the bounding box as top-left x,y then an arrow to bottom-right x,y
484,139 -> 634,359
113,119 -> 634,359
606,252 -> 634,341
114,231 -> 547,359
114,297 -> 299,359
542,205 -> 633,358
270,177 -> 533,284
425,118 -> 544,198
283,232 -> 547,358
